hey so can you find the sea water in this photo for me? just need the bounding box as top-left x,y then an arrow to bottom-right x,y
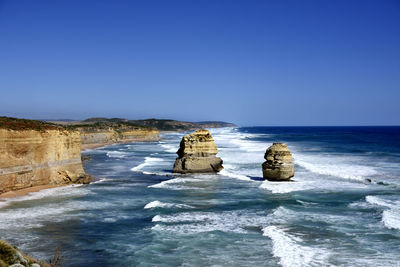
1,127 -> 400,266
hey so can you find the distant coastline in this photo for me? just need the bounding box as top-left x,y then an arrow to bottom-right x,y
0,116 -> 236,199
52,117 -> 236,151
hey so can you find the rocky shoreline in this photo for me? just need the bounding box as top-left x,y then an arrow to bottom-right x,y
0,240 -> 49,267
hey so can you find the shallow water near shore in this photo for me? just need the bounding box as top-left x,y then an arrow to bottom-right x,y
1,127 -> 400,266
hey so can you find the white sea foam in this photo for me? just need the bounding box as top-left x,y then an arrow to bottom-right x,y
106,151 -> 130,158
160,143 -> 177,153
0,185 -> 87,209
366,195 -> 400,230
141,171 -> 172,176
229,138 -> 268,153
131,157 -> 164,172
144,200 -> 193,209
382,210 -> 400,230
259,180 -> 315,194
103,218 -> 117,223
152,213 -> 207,223
294,155 -> 378,182
218,169 -> 252,181
262,225 -> 330,267
366,196 -> 390,207
0,201 -> 113,230
151,210 -> 269,234
148,177 -> 204,190
90,178 -> 109,184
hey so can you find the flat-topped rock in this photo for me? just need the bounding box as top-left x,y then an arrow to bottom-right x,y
173,129 -> 223,173
262,143 -> 294,181
177,129 -> 218,157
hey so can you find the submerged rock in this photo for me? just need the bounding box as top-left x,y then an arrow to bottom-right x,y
262,143 -> 294,181
173,129 -> 223,173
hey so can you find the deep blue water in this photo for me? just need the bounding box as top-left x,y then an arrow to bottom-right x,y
1,127 -> 400,266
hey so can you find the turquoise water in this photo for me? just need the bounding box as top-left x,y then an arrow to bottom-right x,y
1,127 -> 400,266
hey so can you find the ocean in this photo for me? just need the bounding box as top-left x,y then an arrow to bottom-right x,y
1,126 -> 400,267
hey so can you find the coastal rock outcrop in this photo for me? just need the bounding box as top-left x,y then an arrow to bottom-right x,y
173,129 -> 223,173
0,117 -> 91,194
0,240 -> 43,267
262,143 -> 294,181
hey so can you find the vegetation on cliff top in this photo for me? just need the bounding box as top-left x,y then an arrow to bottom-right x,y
0,117 -> 64,131
0,117 -> 155,133
68,118 -> 235,131
128,118 -> 236,131
0,116 -> 235,132
73,118 -> 156,132
0,240 -> 49,267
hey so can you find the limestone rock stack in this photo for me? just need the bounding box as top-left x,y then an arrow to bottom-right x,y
173,129 -> 223,173
262,143 -> 294,181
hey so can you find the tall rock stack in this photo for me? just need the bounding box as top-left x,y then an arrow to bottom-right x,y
173,129 -> 223,173
262,143 -> 294,181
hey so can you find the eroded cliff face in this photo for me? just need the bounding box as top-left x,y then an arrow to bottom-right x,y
0,128 -> 89,194
79,128 -> 160,145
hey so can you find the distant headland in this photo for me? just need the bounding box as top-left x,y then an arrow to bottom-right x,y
0,116 -> 236,197
48,117 -> 237,132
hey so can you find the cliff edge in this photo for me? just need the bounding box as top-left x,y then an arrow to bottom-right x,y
50,118 -> 161,149
0,117 -> 91,194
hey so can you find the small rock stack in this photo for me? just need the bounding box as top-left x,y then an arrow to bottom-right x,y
173,129 -> 223,173
262,143 -> 294,181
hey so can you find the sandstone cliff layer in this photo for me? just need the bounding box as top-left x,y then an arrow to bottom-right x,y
50,119 -> 161,147
79,128 -> 160,145
262,143 -> 295,181
0,117 -> 90,194
173,129 -> 223,173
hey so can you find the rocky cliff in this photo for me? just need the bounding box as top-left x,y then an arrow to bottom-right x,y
74,122 -> 160,147
0,117 -> 91,194
173,129 -> 223,173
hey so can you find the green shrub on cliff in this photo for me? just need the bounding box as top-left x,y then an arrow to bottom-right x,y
0,117 -> 64,131
0,240 -> 15,266
0,240 -> 53,267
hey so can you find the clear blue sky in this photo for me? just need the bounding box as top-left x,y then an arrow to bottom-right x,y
0,0 -> 399,126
